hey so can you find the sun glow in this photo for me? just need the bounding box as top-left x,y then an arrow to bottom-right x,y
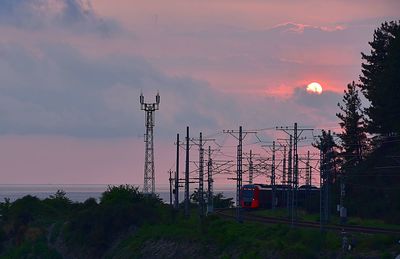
306,82 -> 323,94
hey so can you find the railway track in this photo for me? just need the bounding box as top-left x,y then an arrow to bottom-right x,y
215,209 -> 400,235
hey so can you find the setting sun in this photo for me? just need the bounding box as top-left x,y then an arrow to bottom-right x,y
306,82 -> 323,94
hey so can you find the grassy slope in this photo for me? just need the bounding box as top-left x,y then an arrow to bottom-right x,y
252,209 -> 400,230
107,212 -> 399,259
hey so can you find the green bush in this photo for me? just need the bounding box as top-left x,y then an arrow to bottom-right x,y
62,185 -> 164,257
101,185 -> 143,205
0,238 -> 62,259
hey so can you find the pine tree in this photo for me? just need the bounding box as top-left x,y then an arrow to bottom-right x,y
313,130 -> 340,184
336,81 -> 367,167
359,21 -> 400,135
313,130 -> 340,221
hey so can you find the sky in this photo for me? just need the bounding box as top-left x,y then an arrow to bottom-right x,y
0,0 -> 398,187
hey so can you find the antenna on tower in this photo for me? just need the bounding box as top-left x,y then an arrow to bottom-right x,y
140,92 -> 160,194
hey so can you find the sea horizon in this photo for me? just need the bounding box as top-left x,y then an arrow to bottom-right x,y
0,184 -> 236,203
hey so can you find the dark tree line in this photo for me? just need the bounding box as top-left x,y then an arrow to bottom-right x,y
0,185 -> 166,258
331,20 -> 400,223
336,20 -> 400,158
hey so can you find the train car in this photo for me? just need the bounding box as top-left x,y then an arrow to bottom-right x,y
240,184 -> 266,209
240,184 -> 290,209
297,185 -> 320,212
240,184 -> 319,210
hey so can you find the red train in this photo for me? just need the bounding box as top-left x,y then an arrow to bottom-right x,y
240,184 -> 319,210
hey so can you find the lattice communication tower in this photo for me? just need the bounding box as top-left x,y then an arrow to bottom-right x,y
140,92 -> 160,194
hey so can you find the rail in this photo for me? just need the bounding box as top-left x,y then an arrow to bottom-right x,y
215,208 -> 400,235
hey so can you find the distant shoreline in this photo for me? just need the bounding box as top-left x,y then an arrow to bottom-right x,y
0,184 -> 236,203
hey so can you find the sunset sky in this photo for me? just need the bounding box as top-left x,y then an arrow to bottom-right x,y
0,0 -> 398,186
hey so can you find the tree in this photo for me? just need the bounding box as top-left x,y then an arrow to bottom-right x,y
313,130 -> 340,222
359,20 -> 400,135
190,189 -> 202,204
212,193 -> 234,208
0,198 -> 11,221
49,190 -> 69,201
336,81 -> 367,167
190,191 -> 233,208
100,185 -> 143,205
313,130 -> 340,184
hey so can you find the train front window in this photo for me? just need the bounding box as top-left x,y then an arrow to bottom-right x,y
242,189 -> 254,199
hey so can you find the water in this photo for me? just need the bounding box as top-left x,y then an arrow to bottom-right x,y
0,184 -> 236,204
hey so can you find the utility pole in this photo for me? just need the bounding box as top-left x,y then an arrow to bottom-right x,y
185,126 -> 190,218
319,141 -> 324,230
207,146 -> 214,214
271,141 -> 276,210
190,134 -> 215,218
282,145 -> 286,185
306,150 -> 311,186
237,127 -> 243,222
223,126 -> 256,222
277,123 -> 313,225
305,150 -> 310,209
288,135 -> 292,215
169,170 -> 173,206
325,131 -> 333,223
262,141 -> 277,210
304,150 -> 312,208
293,123 -> 299,219
306,151 -> 311,186
198,132 -> 205,218
140,92 -> 160,194
248,150 -> 254,184
278,137 -> 292,214
281,144 -> 287,211
174,134 -> 180,209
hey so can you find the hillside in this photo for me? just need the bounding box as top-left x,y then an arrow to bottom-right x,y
0,185 -> 399,258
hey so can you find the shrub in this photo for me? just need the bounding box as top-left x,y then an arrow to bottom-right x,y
100,185 -> 143,205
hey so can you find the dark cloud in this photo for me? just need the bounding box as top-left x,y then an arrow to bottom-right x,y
0,43 -> 226,138
0,42 -> 343,139
0,0 -> 120,35
0,3 -> 355,139
293,87 -> 341,109
292,87 -> 341,122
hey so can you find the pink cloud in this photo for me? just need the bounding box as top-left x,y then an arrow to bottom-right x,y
271,22 -> 346,34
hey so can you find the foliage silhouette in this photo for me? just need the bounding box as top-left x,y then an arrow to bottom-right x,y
359,20 -> 400,135
338,20 -> 400,224
190,190 -> 233,209
336,81 -> 368,168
